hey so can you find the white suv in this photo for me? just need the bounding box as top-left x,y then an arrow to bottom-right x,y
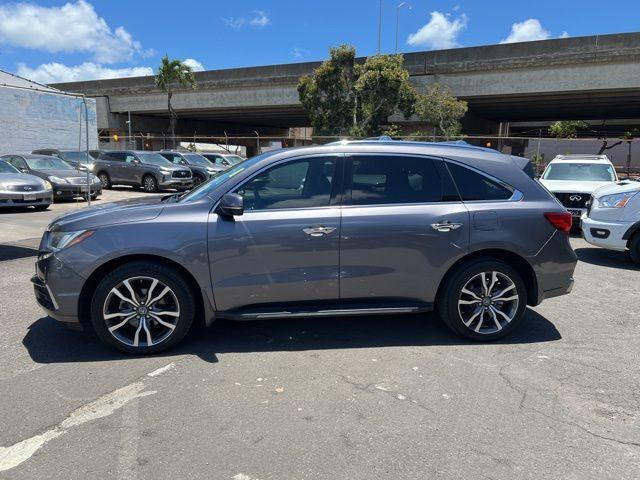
539,155 -> 618,223
582,180 -> 640,263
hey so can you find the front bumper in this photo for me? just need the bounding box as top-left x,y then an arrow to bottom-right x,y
0,189 -> 53,207
32,251 -> 85,323
581,216 -> 631,251
159,177 -> 193,189
52,183 -> 102,199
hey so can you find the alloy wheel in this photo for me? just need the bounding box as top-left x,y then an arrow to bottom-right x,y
143,176 -> 157,192
98,173 -> 109,188
102,276 -> 180,348
457,271 -> 519,334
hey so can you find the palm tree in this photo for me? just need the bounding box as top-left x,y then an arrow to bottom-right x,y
155,55 -> 197,147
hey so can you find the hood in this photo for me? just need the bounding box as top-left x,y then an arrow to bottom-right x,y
539,179 -> 615,194
34,169 -> 89,179
0,172 -> 46,187
591,180 -> 640,198
50,196 -> 164,232
141,161 -> 185,171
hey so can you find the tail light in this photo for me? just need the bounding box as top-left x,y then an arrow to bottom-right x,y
544,212 -> 572,233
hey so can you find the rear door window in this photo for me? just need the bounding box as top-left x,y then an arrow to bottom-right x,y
446,162 -> 513,201
348,155 -> 444,205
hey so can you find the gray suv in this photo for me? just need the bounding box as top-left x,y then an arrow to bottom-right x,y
32,141 -> 577,354
159,150 -> 224,187
95,150 -> 193,192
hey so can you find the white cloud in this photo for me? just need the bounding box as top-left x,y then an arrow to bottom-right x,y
223,10 -> 270,29
249,10 -> 270,28
0,0 -> 146,64
407,11 -> 468,50
222,16 -> 245,30
292,47 -> 309,59
500,19 -> 550,44
183,58 -> 204,72
16,62 -> 153,84
560,31 -> 570,38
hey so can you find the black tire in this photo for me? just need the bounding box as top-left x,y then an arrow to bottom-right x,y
98,172 -> 111,189
90,261 -> 195,354
33,204 -> 50,211
629,233 -> 640,265
437,259 -> 527,341
193,174 -> 205,187
142,175 -> 158,193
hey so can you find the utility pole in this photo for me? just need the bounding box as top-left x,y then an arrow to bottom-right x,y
395,2 -> 411,53
127,111 -> 133,150
378,0 -> 383,54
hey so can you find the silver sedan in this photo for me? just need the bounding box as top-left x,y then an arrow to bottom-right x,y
0,160 -> 53,210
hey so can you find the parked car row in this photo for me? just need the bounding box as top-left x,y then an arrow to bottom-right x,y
538,154 -> 640,263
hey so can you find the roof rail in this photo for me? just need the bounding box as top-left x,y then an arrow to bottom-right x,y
553,154 -> 610,161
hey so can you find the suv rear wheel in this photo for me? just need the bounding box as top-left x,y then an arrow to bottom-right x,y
437,259 -> 527,341
90,261 -> 195,354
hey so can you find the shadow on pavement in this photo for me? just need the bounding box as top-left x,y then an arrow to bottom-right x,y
0,243 -> 39,261
574,247 -> 640,271
23,309 -> 561,365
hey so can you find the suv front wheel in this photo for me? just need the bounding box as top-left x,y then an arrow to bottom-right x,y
90,261 -> 195,354
437,259 -> 527,341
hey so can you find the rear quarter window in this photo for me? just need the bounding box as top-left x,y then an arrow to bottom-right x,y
447,162 -> 514,201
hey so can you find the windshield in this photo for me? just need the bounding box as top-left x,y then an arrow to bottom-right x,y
183,153 -> 212,167
179,151 -> 275,202
60,151 -> 92,163
137,152 -> 173,166
25,157 -> 73,170
542,163 -> 616,182
0,161 -> 19,173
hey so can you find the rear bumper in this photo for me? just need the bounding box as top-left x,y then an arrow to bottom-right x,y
581,216 -> 630,251
531,231 -> 578,305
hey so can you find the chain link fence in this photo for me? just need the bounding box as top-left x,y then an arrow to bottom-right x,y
99,134 -> 640,176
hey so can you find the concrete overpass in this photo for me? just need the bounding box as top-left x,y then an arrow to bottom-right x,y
53,32 -> 640,137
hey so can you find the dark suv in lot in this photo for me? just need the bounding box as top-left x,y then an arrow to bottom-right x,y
33,141 -> 576,354
95,150 -> 193,192
159,150 -> 225,187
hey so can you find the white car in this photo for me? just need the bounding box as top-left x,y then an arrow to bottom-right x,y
582,180 -> 640,263
539,155 -> 618,223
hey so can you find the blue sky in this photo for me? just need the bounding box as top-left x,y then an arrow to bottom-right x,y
0,0 -> 638,84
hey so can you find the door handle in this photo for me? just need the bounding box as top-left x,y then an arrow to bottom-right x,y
303,225 -> 336,237
431,221 -> 463,232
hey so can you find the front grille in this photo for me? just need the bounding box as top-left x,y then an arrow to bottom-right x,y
553,192 -> 590,209
172,170 -> 191,179
5,184 -> 42,192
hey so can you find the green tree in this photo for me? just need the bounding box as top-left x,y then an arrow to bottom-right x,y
155,55 -> 197,146
548,120 -> 588,139
354,54 -> 416,136
297,45 -> 417,137
297,45 -> 358,136
414,84 -> 468,139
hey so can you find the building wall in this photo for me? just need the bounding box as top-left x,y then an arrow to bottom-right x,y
0,85 -> 98,155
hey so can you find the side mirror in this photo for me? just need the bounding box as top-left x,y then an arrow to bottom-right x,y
20,168 -> 29,173
218,193 -> 244,217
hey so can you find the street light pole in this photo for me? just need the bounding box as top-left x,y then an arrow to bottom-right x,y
395,2 -> 412,54
378,0 -> 383,54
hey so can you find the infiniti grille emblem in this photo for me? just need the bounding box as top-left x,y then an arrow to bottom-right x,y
569,195 -> 582,201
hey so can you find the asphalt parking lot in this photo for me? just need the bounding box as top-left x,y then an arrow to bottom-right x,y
0,192 -> 639,479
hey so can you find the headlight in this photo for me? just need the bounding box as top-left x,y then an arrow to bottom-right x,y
48,176 -> 68,184
45,230 -> 94,252
598,192 -> 637,208
159,169 -> 170,175
91,175 -> 101,184
43,180 -> 52,190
